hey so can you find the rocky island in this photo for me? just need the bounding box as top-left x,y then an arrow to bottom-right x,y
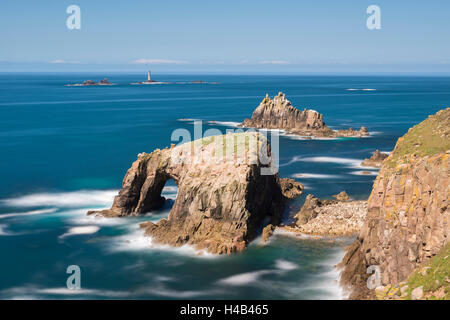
65,78 -> 114,86
88,132 -> 303,254
361,150 -> 388,168
240,92 -> 369,138
339,108 -> 450,300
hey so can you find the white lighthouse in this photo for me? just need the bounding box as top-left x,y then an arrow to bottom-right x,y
147,70 -> 151,82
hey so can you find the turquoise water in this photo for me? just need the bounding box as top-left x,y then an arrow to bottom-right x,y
0,73 -> 448,299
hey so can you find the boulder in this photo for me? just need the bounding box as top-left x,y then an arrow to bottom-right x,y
411,286 -> 424,300
333,191 -> 350,201
279,178 -> 304,199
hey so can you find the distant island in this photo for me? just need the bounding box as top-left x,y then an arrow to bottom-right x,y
65,78 -> 115,86
131,71 -> 220,85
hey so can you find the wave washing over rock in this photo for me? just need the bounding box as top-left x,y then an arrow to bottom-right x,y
88,132 -> 303,254
239,92 -> 369,138
339,108 -> 450,299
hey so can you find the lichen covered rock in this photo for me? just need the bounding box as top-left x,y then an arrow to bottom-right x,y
339,108 -> 450,299
88,132 -> 290,254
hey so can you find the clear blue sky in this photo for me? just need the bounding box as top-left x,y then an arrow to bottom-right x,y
1,0 -> 449,73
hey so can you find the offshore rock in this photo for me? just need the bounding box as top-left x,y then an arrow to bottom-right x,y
240,92 -> 369,138
361,150 -> 388,168
88,132 -> 290,254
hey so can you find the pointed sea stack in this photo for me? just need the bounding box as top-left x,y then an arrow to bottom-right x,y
240,92 -> 369,138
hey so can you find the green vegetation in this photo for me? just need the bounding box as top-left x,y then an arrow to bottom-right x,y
385,108 -> 450,170
405,243 -> 450,300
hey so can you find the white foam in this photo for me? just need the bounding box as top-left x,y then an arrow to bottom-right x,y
207,120 -> 241,128
69,214 -> 123,226
346,88 -> 376,91
60,226 -> 100,238
0,224 -> 9,235
292,173 -> 341,179
275,259 -> 298,271
350,170 -> 378,176
299,156 -> 368,169
218,270 -> 273,286
109,227 -> 217,259
309,249 -> 347,300
284,134 -> 340,141
0,190 -> 117,208
0,208 -> 58,219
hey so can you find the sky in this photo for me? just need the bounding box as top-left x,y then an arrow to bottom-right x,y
1,0 -> 450,73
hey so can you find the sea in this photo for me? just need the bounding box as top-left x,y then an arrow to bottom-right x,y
0,73 -> 448,299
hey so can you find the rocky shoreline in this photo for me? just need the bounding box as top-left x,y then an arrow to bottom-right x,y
84,88 -> 448,299
269,193 -> 368,239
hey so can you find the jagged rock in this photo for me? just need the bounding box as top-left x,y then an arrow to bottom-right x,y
294,194 -> 325,225
288,194 -> 367,236
339,108 -> 450,299
361,150 -> 388,168
261,224 -> 275,244
240,92 -> 369,138
88,132 -> 289,254
279,178 -> 304,199
333,191 -> 350,201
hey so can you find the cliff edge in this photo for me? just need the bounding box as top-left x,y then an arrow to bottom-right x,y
339,108 -> 450,299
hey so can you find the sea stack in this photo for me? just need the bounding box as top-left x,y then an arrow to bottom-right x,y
240,92 -> 369,138
88,132 -> 303,254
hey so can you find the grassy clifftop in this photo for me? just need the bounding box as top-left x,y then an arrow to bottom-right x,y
404,243 -> 450,300
385,108 -> 450,170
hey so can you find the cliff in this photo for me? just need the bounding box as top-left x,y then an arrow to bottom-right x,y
88,132 -> 303,254
339,108 -> 450,299
240,92 -> 369,138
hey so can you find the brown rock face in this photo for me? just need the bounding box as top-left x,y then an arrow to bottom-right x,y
240,92 -> 369,138
361,150 -> 388,168
339,108 -> 450,299
88,132 -> 290,254
279,178 -> 304,199
261,224 -> 275,243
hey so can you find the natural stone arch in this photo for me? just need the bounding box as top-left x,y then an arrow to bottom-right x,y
88,132 -> 303,254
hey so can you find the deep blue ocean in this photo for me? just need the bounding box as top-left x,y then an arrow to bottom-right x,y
0,73 -> 448,299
